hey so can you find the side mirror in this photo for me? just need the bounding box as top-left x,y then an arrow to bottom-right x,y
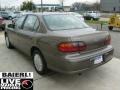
8,24 -> 15,29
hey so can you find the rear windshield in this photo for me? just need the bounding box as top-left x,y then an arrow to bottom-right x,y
43,14 -> 89,30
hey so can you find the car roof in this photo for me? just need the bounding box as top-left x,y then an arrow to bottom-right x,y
24,12 -> 74,16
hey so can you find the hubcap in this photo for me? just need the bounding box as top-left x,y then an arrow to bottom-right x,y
34,54 -> 43,71
5,36 -> 9,47
9,17 -> 12,20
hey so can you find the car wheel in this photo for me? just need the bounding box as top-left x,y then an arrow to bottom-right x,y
91,18 -> 94,21
2,25 -> 5,30
93,18 -> 99,21
5,34 -> 14,49
108,26 -> 113,31
9,16 -> 12,20
87,17 -> 91,20
32,50 -> 48,75
2,27 -> 5,30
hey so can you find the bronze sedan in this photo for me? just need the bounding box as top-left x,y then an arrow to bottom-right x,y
5,12 -> 114,75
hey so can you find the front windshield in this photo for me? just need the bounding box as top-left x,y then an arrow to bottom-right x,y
43,14 -> 89,30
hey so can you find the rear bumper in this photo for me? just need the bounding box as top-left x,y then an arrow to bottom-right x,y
47,45 -> 114,74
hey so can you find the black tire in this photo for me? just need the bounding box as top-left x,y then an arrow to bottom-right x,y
91,18 -> 95,21
2,25 -> 5,31
32,50 -> 48,75
2,27 -> 5,30
93,18 -> 99,21
84,16 -> 91,20
87,17 -> 92,20
9,16 -> 12,20
108,26 -> 113,31
5,34 -> 14,49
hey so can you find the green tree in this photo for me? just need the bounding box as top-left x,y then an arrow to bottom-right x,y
21,1 -> 36,11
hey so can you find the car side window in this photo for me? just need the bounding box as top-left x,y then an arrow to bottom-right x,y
34,18 -> 40,31
23,15 -> 39,31
15,15 -> 26,29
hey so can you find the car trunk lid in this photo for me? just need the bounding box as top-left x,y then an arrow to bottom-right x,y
70,31 -> 110,53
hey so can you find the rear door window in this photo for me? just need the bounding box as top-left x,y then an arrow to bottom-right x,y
15,15 -> 26,29
34,18 -> 40,31
23,15 -> 39,31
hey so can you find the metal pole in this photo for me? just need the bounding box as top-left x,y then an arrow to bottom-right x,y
0,0 -> 1,11
41,0 -> 43,12
59,0 -> 64,11
62,1 -> 64,11
61,0 -> 64,11
31,0 -> 33,11
97,0 -> 99,11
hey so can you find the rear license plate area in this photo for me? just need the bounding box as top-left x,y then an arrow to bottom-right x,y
94,55 -> 103,64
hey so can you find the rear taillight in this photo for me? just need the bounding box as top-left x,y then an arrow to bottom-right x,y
58,42 -> 87,53
104,35 -> 111,45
